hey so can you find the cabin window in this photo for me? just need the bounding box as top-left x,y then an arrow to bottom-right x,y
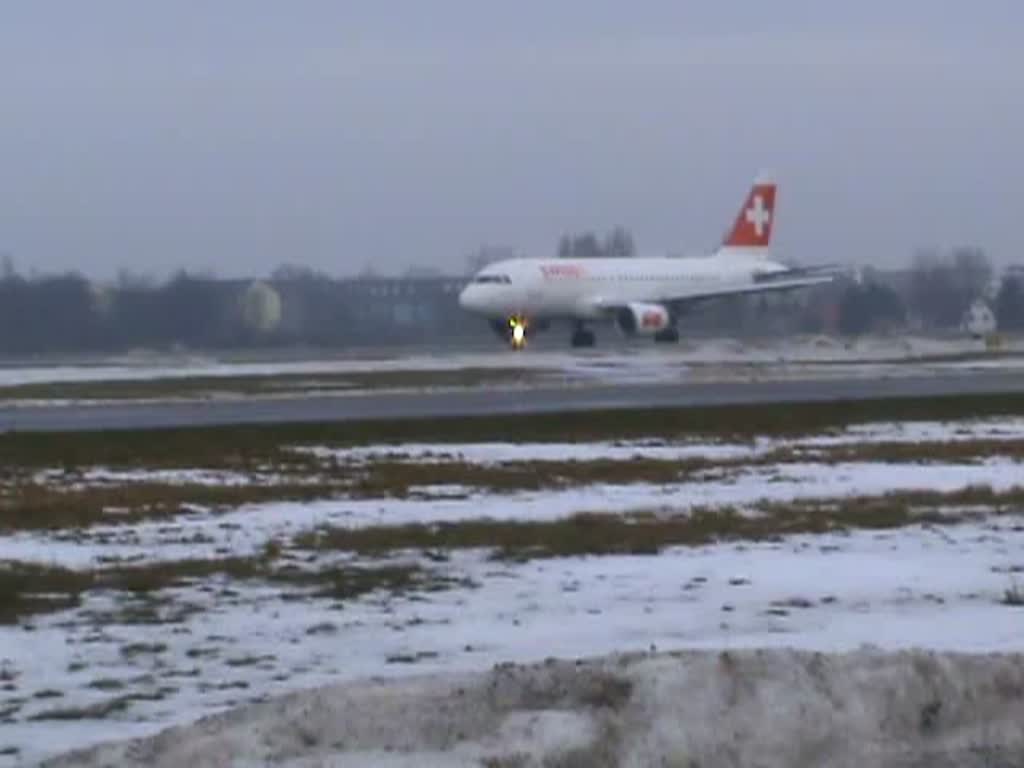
473,274 -> 511,284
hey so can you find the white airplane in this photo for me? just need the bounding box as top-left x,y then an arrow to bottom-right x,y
458,174 -> 839,349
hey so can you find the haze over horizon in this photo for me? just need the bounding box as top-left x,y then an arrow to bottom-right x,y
1,2 -> 1021,281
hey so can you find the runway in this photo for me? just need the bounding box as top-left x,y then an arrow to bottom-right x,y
3,369 -> 1024,432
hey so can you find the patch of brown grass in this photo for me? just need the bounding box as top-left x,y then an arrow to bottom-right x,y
26,687 -> 178,721
294,487 -> 1024,562
1003,580 -> 1024,607
4,432 -> 1023,534
769,439 -> 1024,466
0,480 -> 344,533
0,563 -> 90,625
347,457 -> 710,498
0,554 -> 430,626
346,441 -> 1024,497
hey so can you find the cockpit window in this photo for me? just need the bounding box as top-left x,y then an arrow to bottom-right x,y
473,274 -> 511,284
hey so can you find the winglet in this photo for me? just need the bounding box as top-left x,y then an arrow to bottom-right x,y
723,173 -> 776,249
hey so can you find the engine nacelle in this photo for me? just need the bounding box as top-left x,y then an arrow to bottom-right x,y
615,303 -> 671,336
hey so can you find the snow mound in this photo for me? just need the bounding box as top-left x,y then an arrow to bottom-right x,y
42,647 -> 1024,768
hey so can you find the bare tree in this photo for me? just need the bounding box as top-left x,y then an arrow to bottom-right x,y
996,276 -> 1024,330
604,226 -> 636,258
271,263 -> 330,283
116,268 -> 156,290
908,247 -> 992,329
1,252 -> 16,280
838,280 -> 907,336
465,245 -> 517,275
557,228 -> 636,258
951,246 -> 994,303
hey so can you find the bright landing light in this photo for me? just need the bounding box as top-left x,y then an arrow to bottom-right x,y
511,323 -> 526,346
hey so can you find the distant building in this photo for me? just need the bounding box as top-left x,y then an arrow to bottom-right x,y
962,300 -> 997,338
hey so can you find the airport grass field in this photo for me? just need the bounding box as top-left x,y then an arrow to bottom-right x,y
2,390 -> 1024,764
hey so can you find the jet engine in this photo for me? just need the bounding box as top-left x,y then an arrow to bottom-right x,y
615,303 -> 671,335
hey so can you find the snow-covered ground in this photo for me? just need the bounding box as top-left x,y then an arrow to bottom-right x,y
4,417 -> 1022,570
3,459 -> 1022,571
2,416 -> 1024,765
7,522 -> 1024,766
44,645 -> 1024,768
309,416 -> 1024,465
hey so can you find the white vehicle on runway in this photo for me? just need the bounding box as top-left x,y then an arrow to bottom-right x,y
458,174 -> 839,349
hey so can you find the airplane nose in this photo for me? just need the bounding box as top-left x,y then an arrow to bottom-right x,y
458,285 -> 477,311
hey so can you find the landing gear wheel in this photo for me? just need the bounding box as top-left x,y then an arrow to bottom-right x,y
571,329 -> 596,348
654,327 -> 680,343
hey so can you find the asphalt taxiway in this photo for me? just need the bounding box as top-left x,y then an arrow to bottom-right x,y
2,369 -> 1024,432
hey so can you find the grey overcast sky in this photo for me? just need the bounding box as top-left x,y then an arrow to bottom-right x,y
1,2 -> 1021,279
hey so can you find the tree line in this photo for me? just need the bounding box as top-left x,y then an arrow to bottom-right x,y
557,227 -> 636,259
0,244 -> 1021,356
837,247 -> 1021,336
0,270 -> 250,355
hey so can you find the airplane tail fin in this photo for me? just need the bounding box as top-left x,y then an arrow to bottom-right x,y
718,172 -> 776,257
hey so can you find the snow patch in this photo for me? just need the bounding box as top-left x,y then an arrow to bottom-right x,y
3,458 -> 1022,568
5,522 -> 1024,764
296,417 -> 1024,466
39,646 -> 1024,768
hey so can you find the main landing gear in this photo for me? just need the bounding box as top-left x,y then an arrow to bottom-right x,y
654,327 -> 680,343
571,323 -> 595,348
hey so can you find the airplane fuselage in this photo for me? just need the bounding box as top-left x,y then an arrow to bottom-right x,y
456,174 -> 836,347
457,253 -> 788,322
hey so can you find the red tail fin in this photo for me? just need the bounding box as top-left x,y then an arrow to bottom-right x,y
723,174 -> 776,249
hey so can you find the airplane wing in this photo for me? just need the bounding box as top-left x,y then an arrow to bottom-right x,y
679,275 -> 834,313
587,270 -> 840,317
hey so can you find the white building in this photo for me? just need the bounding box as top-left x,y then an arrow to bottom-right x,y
962,299 -> 997,338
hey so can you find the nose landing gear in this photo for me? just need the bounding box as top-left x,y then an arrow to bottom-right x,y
490,316 -> 541,349
494,316 -> 527,349
509,319 -> 527,349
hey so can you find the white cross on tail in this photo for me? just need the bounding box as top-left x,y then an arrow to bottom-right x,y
744,194 -> 771,237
